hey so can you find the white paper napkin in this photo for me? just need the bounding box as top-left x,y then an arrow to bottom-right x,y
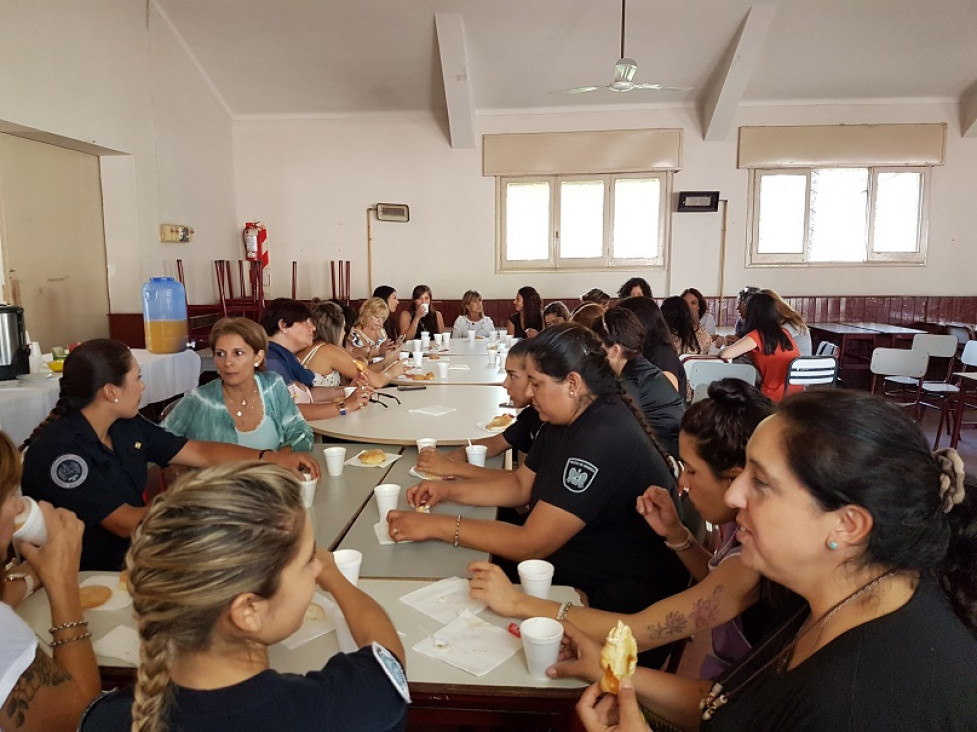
346,451 -> 401,468
280,592 -> 337,650
374,521 -> 413,546
412,610 -> 522,676
93,625 -> 140,665
408,405 -> 457,417
399,576 -> 486,624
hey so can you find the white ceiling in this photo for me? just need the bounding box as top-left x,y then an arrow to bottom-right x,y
154,0 -> 977,118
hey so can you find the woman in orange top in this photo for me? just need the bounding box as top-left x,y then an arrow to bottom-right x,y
718,292 -> 798,402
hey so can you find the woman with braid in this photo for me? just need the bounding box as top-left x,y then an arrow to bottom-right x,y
80,462 -> 408,731
386,324 -> 689,666
20,339 -> 318,571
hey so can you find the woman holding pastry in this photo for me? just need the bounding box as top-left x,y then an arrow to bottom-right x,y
162,317 -> 313,452
0,430 -> 101,732
387,324 -> 689,664
80,462 -> 409,730
21,339 -> 319,571
577,390 -> 977,731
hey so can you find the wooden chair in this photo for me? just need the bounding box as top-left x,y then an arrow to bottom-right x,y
215,259 -> 264,320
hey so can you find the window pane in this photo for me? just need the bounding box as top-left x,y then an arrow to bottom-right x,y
808,168 -> 868,262
874,172 -> 921,252
505,181 -> 550,261
559,180 -> 604,259
613,178 -> 660,259
757,174 -> 806,254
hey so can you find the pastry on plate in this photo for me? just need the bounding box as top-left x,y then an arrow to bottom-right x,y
359,449 -> 387,466
485,413 -> 514,430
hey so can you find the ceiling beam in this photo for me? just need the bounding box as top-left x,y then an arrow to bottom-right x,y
961,80 -> 977,138
701,4 -> 778,143
435,12 -> 475,149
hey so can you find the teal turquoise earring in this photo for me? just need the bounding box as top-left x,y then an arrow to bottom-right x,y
827,540 -> 838,551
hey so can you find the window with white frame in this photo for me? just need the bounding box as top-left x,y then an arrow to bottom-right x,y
499,172 -> 669,271
748,166 -> 928,265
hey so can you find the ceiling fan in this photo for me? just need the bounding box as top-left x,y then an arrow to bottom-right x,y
562,0 -> 691,95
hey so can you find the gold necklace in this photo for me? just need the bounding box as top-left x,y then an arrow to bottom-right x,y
224,383 -> 258,419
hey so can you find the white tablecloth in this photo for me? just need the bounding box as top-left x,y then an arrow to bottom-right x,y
0,349 -> 201,446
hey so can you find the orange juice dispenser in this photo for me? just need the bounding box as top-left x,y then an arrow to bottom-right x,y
142,277 -> 188,353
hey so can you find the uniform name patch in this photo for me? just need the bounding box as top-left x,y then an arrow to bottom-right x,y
372,641 -> 411,703
50,454 -> 89,489
563,458 -> 598,493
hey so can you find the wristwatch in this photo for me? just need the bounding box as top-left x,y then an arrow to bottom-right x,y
6,572 -> 36,598
339,401 -> 347,416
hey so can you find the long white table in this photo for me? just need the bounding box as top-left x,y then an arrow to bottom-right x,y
0,348 -> 201,446
309,385 -> 510,446
336,447 -> 499,579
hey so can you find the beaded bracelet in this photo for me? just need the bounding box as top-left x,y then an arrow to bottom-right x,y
556,601 -> 574,621
664,529 -> 695,553
49,632 -> 92,648
49,620 -> 88,635
453,515 -> 462,547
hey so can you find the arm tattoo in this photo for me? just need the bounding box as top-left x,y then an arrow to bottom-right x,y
3,649 -> 71,728
646,585 -> 724,642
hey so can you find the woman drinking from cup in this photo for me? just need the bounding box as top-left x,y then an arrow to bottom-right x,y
576,389 -> 977,731
80,462 -> 408,730
399,284 -> 444,340
162,317 -> 312,452
21,339 -> 319,570
0,431 -> 101,732
452,289 -> 496,339
387,324 -> 689,665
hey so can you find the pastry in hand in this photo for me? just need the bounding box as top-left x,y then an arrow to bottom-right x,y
486,413 -> 514,430
359,449 -> 386,466
599,621 -> 637,694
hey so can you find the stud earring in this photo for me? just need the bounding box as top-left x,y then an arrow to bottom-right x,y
827,540 -> 838,551
569,390 -> 575,397
113,398 -> 119,404
254,363 -> 260,368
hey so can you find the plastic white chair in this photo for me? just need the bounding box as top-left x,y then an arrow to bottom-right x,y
815,341 -> 839,357
783,356 -> 839,396
686,360 -> 758,403
935,340 -> 977,448
870,347 -> 928,414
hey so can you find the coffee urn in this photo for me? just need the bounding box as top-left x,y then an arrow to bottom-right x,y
0,306 -> 30,380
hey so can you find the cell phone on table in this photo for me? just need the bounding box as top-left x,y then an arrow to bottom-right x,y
397,384 -> 427,391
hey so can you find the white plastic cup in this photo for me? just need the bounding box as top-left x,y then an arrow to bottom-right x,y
517,559 -> 554,599
299,475 -> 318,508
411,339 -> 422,352
416,437 -> 437,452
399,350 -> 409,361
436,361 -> 449,379
441,334 -> 450,348
12,496 -> 47,546
520,617 -> 564,679
467,330 -> 476,343
412,350 -> 424,368
490,329 -> 499,341
504,334 -> 514,346
420,332 -> 431,349
374,483 -> 402,523
433,333 -> 443,346
420,303 -> 430,316
466,444 -> 488,467
333,549 -> 363,586
323,446 -> 347,477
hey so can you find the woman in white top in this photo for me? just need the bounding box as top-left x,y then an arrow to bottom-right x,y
452,289 -> 496,339
0,430 -> 100,732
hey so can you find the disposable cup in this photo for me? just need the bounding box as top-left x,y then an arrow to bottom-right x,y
12,496 -> 47,546
416,437 -> 437,452
466,444 -> 488,467
411,339 -> 422,352
504,334 -> 514,346
520,617 -> 564,679
433,333 -> 443,346
467,331 -> 476,342
436,361 -> 449,379
299,475 -> 318,508
323,446 -> 347,477
333,549 -> 363,586
517,559 -> 554,599
374,483 -> 401,523
441,334 -> 450,348
490,329 -> 499,341
421,332 -> 431,348
420,303 -> 429,315
412,351 -> 424,368
399,351 -> 409,361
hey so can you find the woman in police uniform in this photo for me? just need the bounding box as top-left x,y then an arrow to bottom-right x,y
21,339 -> 318,571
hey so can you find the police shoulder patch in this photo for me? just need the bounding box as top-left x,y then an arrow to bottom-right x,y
371,641 -> 411,703
50,454 -> 89,489
563,457 -> 598,493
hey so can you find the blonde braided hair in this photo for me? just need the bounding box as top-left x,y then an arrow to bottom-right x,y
127,462 -> 305,732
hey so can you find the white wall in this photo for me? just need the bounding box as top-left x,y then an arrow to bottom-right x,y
234,101 -> 977,302
0,0 -> 238,312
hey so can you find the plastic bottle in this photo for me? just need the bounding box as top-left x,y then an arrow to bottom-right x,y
142,277 -> 188,353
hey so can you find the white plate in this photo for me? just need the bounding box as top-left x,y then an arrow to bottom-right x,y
80,574 -> 132,612
345,451 -> 401,468
16,372 -> 57,382
408,466 -> 447,481
476,416 -> 515,433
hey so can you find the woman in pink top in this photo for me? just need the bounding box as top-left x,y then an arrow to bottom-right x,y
718,292 -> 799,402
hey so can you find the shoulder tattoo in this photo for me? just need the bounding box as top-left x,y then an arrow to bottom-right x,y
2,648 -> 71,728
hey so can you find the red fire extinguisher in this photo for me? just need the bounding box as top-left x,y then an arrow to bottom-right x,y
243,222 -> 269,267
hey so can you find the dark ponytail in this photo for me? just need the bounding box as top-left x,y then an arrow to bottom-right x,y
20,339 -> 133,450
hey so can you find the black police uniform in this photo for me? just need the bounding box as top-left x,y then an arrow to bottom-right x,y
501,405 -> 544,454
22,410 -> 187,571
621,356 -> 686,457
80,643 -> 410,731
